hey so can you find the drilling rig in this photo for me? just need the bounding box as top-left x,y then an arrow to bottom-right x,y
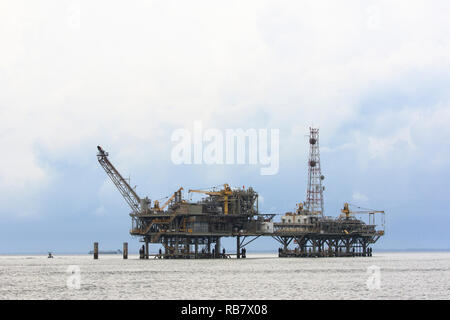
96,127 -> 385,259
96,146 -> 274,259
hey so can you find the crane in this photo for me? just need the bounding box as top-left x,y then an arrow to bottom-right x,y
340,202 -> 385,225
154,187 -> 184,211
188,184 -> 233,215
97,146 -> 149,215
296,202 -> 306,214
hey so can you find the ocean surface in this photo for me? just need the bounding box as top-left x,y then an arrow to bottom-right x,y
0,252 -> 449,299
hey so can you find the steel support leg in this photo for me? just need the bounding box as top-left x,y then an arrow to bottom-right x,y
237,236 -> 241,259
195,238 -> 198,258
215,237 -> 220,259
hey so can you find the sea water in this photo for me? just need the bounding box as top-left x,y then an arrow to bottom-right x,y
0,252 -> 449,299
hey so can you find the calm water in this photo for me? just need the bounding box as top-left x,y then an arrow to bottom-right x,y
0,252 -> 449,299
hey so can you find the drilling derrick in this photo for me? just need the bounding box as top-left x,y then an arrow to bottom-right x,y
305,127 -> 324,216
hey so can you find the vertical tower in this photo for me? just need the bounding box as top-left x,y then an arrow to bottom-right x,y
305,127 -> 324,216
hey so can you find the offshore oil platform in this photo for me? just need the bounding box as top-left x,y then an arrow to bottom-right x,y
96,128 -> 385,259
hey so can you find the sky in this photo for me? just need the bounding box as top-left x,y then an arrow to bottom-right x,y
0,0 -> 449,253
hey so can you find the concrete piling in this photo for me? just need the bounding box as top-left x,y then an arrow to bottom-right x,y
123,242 -> 128,259
93,242 -> 98,259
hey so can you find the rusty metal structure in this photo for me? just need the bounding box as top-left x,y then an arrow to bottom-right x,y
273,206 -> 385,257
96,128 -> 384,259
97,146 -> 274,258
273,128 -> 385,257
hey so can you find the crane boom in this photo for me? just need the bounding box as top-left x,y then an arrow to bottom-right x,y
188,189 -> 221,196
341,202 -> 384,218
97,146 -> 142,214
161,187 -> 184,210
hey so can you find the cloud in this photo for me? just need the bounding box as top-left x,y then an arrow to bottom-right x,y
93,205 -> 107,216
352,192 -> 369,204
0,0 -> 450,224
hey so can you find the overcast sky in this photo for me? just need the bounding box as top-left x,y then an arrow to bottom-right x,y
1,0 -> 449,253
